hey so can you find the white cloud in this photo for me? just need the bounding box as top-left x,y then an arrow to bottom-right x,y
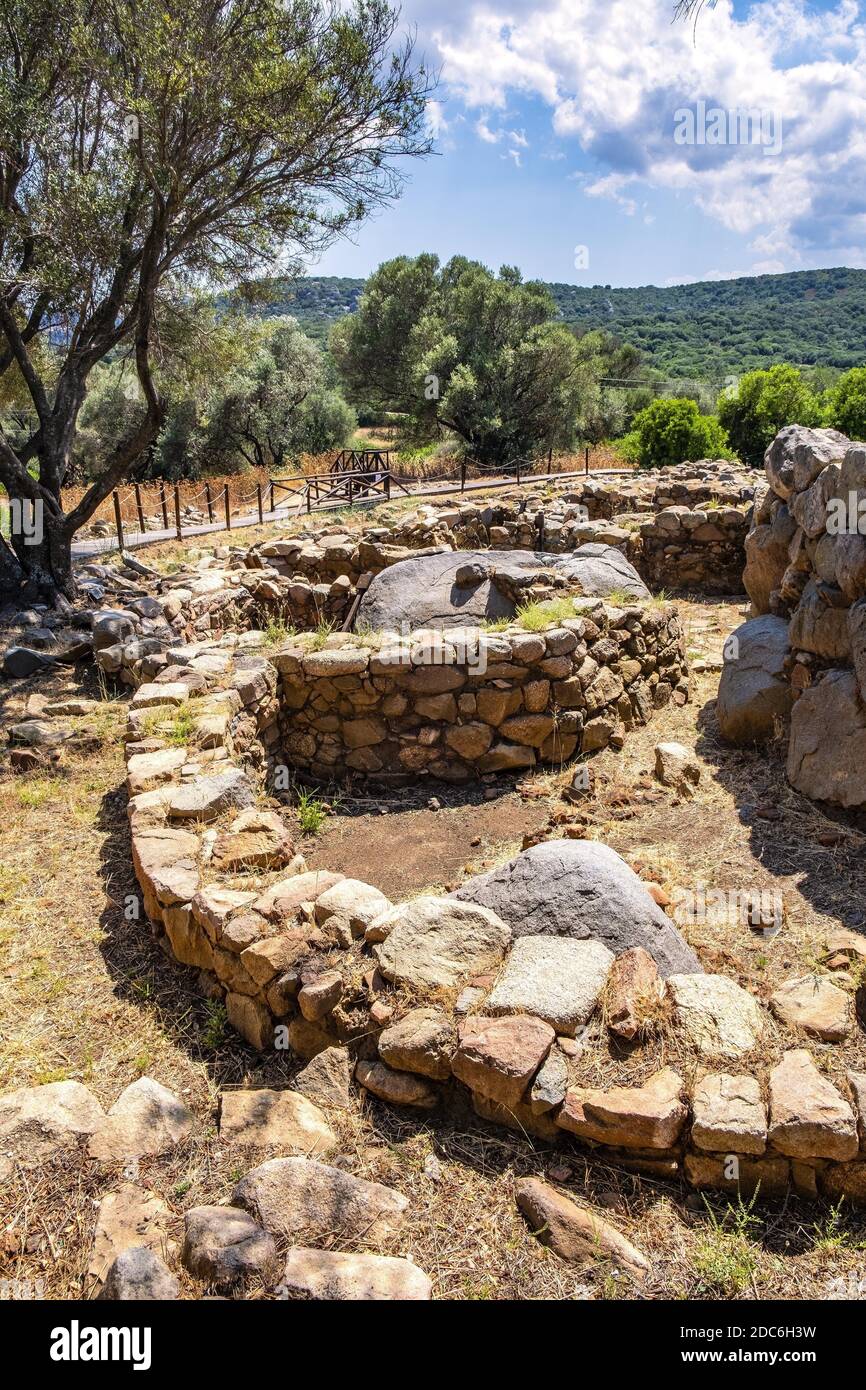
475,117 -> 502,143
425,0 -> 866,266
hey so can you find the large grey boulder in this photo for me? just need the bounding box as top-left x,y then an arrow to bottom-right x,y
356,545 -> 647,632
451,840 -> 700,977
557,544 -> 650,600
787,669 -> 866,806
716,615 -> 792,744
788,580 -> 850,661
764,425 -> 850,500
743,503 -> 796,615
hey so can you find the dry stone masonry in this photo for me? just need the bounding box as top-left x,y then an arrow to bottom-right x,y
721,424 -> 866,807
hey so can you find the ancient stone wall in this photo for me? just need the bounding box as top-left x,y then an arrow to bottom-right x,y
724,425 -> 866,805
90,557 -> 866,1207
273,600 -> 689,785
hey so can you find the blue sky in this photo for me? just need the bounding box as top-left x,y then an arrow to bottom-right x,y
315,0 -> 866,287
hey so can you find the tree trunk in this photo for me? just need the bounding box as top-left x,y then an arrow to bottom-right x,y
0,517 -> 76,605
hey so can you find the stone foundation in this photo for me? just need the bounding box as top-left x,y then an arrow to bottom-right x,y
273,599 -> 688,784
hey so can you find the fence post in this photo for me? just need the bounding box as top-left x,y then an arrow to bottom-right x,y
306,483 -> 312,514
257,482 -> 264,525
133,482 -> 146,534
159,481 -> 169,528
384,470 -> 391,501
112,491 -> 124,552
460,458 -> 466,492
348,475 -> 354,508
585,446 -> 590,476
516,457 -> 521,485
224,484 -> 231,531
269,480 -> 275,513
205,482 -> 214,523
173,484 -> 182,539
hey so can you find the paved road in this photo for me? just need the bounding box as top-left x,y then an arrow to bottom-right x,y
71,467 -> 631,559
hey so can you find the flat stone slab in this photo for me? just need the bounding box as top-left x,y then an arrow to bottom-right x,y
378,1008 -> 456,1082
373,896 -> 511,991
452,1013 -> 555,1108
131,681 -> 190,709
293,1048 -> 353,1111
218,1089 -> 336,1156
691,1073 -> 768,1155
770,974 -> 851,1042
483,936 -> 613,1036
88,1183 -> 175,1283
768,1049 -> 858,1160
605,947 -> 665,1040
233,1157 -> 408,1245
667,973 -> 764,1059
717,616 -> 792,745
281,1248 -> 432,1300
127,747 -> 187,795
132,827 -> 200,908
88,1077 -> 194,1162
453,840 -> 701,977
787,670 -> 866,808
355,1059 -> 438,1109
168,768 -> 254,822
356,545 -> 648,632
557,1067 -> 687,1150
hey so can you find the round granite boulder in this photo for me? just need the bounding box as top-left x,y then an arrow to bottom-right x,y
356,545 -> 649,632
451,839 -> 701,977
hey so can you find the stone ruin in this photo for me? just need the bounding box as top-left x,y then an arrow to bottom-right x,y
6,452 -> 866,1299
720,424 -> 866,807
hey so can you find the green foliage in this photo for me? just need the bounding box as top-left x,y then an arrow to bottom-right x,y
331,255 -> 589,466
206,317 -> 354,472
0,0 -> 432,590
693,1191 -> 764,1296
629,397 -> 731,469
295,787 -> 330,835
717,364 -> 820,467
824,366 -> 866,441
257,268 -> 866,378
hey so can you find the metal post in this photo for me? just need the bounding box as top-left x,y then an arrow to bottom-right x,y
257,482 -> 264,524
112,491 -> 124,551
133,482 -> 146,533
173,484 -> 182,539
205,482 -> 214,523
159,481 -> 169,528
224,484 -> 231,531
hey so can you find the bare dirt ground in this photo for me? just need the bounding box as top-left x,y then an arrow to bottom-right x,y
4,575 -> 866,1300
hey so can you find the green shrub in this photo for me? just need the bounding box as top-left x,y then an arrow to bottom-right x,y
717,364 -> 820,467
824,365 -> 866,441
630,397 -> 731,469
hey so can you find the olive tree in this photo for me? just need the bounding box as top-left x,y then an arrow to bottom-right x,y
0,0 -> 431,597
